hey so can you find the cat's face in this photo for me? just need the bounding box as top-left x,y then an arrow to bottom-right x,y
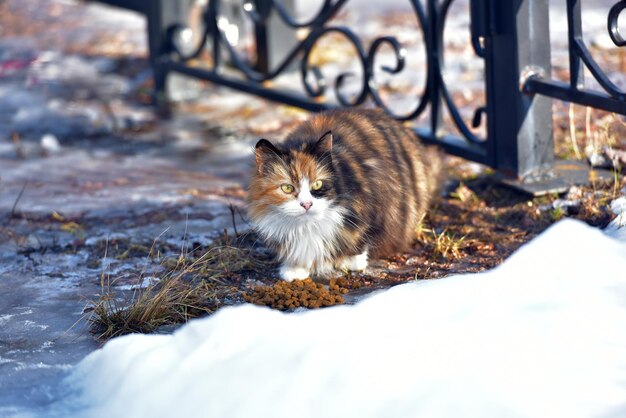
248,132 -> 335,220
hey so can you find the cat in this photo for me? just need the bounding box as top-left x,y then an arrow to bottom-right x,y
247,108 -> 442,281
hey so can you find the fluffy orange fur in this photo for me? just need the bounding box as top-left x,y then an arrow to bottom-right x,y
247,109 -> 442,280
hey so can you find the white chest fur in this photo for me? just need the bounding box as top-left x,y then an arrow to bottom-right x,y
254,205 -> 346,273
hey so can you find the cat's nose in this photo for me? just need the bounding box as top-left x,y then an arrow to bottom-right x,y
300,201 -> 312,211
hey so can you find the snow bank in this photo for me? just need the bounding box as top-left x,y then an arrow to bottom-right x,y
60,219 -> 626,418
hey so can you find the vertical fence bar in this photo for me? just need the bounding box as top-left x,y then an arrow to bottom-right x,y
427,0 -> 443,138
144,1 -> 167,101
144,0 -> 195,103
253,0 -> 271,74
485,0 -> 554,180
567,0 -> 584,89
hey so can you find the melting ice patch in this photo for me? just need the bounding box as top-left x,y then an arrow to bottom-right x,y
0,314 -> 15,325
13,362 -> 73,372
51,219 -> 626,418
115,276 -> 160,291
22,320 -> 49,331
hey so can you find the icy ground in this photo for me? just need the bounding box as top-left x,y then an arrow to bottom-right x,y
0,76 -> 259,418
0,2 -> 261,414
46,219 -> 626,418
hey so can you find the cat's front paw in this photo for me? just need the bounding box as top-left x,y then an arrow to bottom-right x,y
335,251 -> 368,272
279,265 -> 310,282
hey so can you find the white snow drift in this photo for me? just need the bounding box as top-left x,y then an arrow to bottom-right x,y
60,219 -> 626,418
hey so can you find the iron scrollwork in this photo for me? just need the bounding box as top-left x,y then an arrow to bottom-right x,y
608,1 -> 626,47
164,0 -> 487,146
572,0 -> 626,100
525,0 -> 626,114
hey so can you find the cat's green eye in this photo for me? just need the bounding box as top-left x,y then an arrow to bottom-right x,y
311,180 -> 323,191
281,184 -> 294,194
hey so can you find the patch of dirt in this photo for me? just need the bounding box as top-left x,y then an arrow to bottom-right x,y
83,160 -> 622,342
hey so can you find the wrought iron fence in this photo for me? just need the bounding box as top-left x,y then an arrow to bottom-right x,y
99,0 -> 624,194
524,0 -> 626,114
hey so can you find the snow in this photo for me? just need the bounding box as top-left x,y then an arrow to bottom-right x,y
605,195 -> 626,242
55,219 -> 626,418
40,134 -> 62,154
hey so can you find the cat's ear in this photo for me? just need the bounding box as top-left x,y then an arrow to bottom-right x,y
315,131 -> 333,155
255,139 -> 282,173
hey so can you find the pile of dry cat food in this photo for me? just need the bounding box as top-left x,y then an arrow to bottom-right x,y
243,278 -> 349,310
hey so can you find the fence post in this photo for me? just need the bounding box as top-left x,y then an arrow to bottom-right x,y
143,0 -> 196,104
485,0 -> 554,189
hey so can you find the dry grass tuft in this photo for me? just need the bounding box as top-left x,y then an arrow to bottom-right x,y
90,275 -> 218,341
417,228 -> 467,260
432,229 -> 466,259
88,233 -> 272,342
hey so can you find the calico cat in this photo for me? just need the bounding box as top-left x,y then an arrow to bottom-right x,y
248,109 -> 442,281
